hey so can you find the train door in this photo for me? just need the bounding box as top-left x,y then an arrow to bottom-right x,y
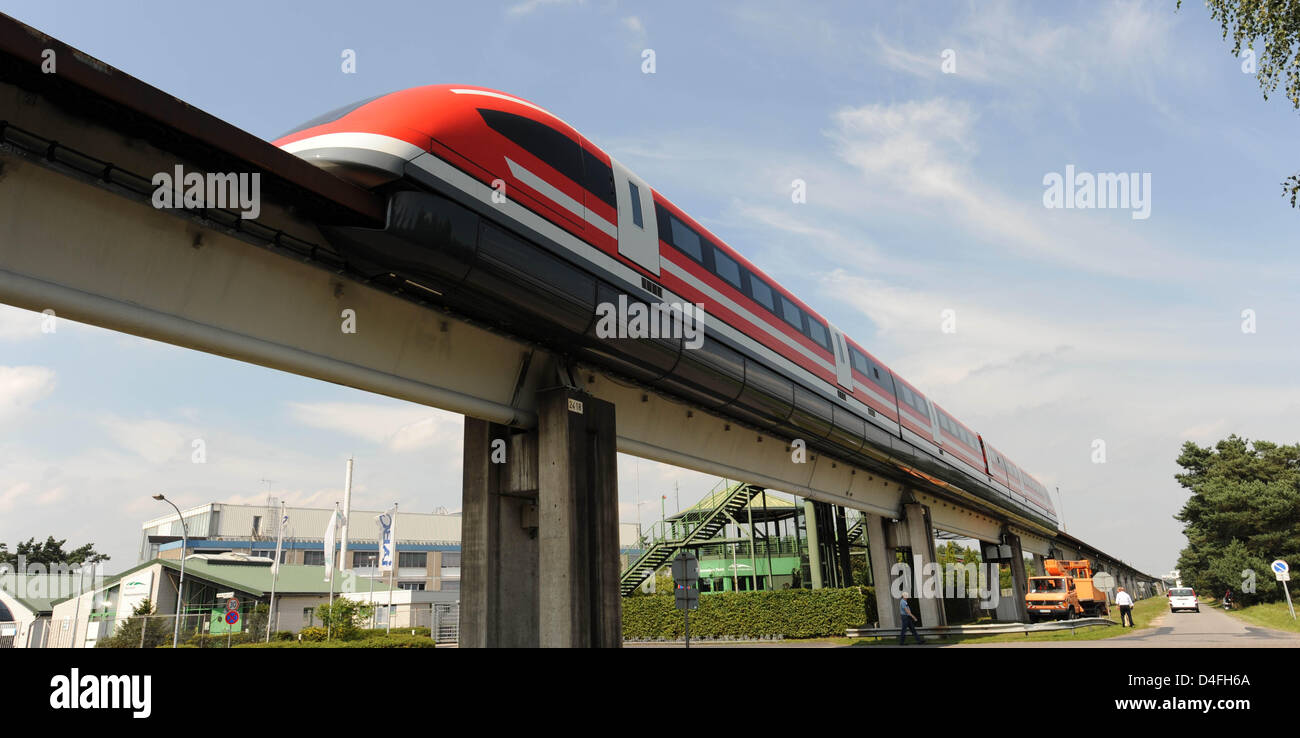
827,325 -> 854,391
609,156 -> 660,275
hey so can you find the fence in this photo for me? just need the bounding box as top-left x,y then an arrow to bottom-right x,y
11,602 -> 460,648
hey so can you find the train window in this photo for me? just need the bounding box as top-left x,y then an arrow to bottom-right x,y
806,319 -> 830,350
779,296 -> 803,330
849,346 -> 869,374
279,93 -> 384,138
668,215 -> 704,262
583,149 -> 617,209
478,108 -> 584,189
627,181 -> 644,227
712,246 -> 742,289
747,273 -> 776,312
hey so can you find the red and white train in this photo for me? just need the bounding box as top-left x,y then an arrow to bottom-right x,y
273,85 -> 1056,526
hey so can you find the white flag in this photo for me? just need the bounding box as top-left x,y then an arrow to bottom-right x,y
272,503 -> 287,575
377,506 -> 397,573
323,506 -> 340,582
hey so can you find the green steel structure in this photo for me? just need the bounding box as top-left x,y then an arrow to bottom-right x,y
620,482 -> 870,596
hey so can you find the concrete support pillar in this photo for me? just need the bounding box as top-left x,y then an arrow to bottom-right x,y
901,502 -> 945,627
865,513 -> 897,629
537,388 -> 621,648
1004,532 -> 1030,623
1032,554 -> 1046,576
460,387 -> 621,648
460,418 -> 540,648
803,499 -> 823,590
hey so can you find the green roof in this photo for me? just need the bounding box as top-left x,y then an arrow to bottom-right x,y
154,559 -> 394,597
0,579 -> 59,614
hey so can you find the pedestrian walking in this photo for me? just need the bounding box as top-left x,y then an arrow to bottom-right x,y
1115,586 -> 1135,627
898,594 -> 924,645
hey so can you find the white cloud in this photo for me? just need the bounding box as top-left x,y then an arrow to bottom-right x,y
507,0 -> 584,18
99,417 -> 189,465
287,401 -> 461,452
0,365 -> 56,421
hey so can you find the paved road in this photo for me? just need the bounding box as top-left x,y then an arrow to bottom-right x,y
950,603 -> 1300,648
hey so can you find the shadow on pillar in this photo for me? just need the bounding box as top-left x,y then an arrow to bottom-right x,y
460,387 -> 621,648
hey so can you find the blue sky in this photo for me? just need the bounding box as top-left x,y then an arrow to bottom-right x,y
1,0 -> 1297,573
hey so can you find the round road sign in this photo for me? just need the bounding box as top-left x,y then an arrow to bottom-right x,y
225,597 -> 239,612
225,610 -> 239,625
1272,560 -> 1289,574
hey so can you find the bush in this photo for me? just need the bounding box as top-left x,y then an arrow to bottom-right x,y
95,599 -> 173,649
298,626 -> 328,642
623,587 -> 872,640
273,630 -> 294,641
236,635 -> 435,648
186,631 -> 255,648
312,598 -> 373,640
356,626 -> 430,638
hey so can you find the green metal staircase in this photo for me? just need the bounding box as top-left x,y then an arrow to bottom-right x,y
845,514 -> 866,544
620,481 -> 763,597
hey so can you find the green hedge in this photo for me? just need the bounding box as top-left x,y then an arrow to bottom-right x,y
235,635 -> 435,648
623,587 -> 873,639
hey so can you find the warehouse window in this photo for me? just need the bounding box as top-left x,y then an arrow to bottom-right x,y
398,552 -> 427,568
302,550 -> 324,567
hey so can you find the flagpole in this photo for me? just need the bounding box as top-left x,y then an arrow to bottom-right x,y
387,502 -> 397,635
266,500 -> 286,642
326,502 -> 339,641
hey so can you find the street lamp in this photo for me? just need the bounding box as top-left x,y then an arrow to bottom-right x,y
152,494 -> 188,649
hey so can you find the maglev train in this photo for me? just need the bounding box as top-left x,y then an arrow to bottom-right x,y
272,84 -> 1057,528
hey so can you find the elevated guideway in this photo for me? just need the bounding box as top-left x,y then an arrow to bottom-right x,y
0,14 -> 1163,644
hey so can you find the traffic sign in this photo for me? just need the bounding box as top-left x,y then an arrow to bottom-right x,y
675,584 -> 699,611
225,597 -> 240,612
225,610 -> 239,625
1272,560 -> 1289,581
671,551 -> 699,587
1092,572 -> 1115,592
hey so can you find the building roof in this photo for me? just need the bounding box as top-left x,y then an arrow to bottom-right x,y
667,487 -> 798,523
0,575 -> 60,614
152,557 -> 395,598
142,500 -> 643,548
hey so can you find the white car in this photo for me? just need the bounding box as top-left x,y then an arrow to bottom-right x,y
1167,587 -> 1199,613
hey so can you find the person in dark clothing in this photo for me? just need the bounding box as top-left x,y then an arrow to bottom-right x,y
898,594 -> 924,645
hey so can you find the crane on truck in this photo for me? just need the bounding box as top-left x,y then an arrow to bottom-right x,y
1025,559 -> 1111,621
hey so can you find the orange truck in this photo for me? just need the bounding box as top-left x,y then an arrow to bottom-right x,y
1025,559 -> 1111,621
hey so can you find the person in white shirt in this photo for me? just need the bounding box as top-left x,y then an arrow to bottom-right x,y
1115,586 -> 1135,627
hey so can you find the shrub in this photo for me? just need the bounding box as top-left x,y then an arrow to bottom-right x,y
236,635 -> 435,648
622,587 -> 872,640
298,626 -> 328,642
312,598 -> 373,640
273,630 -> 294,641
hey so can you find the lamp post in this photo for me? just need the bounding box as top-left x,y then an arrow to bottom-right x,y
152,494 -> 188,648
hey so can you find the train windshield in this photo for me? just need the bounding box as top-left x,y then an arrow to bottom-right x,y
277,93 -> 386,139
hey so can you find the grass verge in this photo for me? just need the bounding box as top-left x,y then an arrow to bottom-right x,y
1221,600 -> 1300,634
840,595 -> 1169,646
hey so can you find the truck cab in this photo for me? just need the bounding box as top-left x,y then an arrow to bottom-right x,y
1026,576 -> 1080,620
